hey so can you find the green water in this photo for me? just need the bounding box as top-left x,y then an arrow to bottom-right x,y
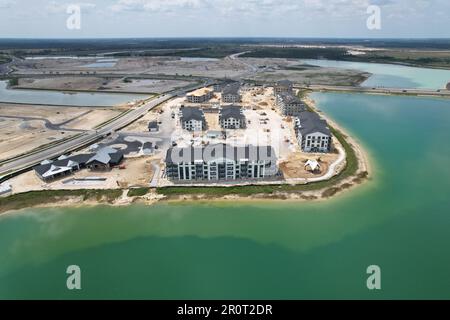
1,93 -> 450,299
301,59 -> 450,89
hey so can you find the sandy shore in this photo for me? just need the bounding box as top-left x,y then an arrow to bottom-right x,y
0,93 -> 371,215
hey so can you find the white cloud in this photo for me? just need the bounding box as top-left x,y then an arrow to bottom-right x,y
107,0 -> 396,17
110,0 -> 203,13
0,0 -> 16,9
46,1 -> 96,14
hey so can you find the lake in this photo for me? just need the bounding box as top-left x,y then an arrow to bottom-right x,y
300,59 -> 450,90
1,92 -> 450,299
0,81 -> 150,107
82,59 -> 119,68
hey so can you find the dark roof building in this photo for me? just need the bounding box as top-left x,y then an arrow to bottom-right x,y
180,107 -> 206,131
274,80 -> 294,94
148,121 -> 159,132
295,111 -> 332,153
221,82 -> 241,103
166,144 -> 276,164
214,80 -> 239,92
296,111 -> 331,136
34,147 -> 125,180
165,144 -> 278,181
34,153 -> 94,181
219,105 -> 246,129
86,147 -> 124,170
180,107 -> 205,122
276,92 -> 306,116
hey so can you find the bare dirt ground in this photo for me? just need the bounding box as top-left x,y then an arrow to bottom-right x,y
169,87 -> 315,165
13,57 -> 248,78
61,109 -> 122,130
249,68 -> 370,86
0,117 -> 77,161
0,103 -> 87,123
125,108 -> 161,132
17,77 -> 192,94
204,113 -> 220,131
0,103 -> 123,161
12,56 -> 370,87
279,150 -> 340,179
8,156 -> 154,194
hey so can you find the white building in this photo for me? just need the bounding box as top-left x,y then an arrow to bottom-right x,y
276,92 -> 306,116
180,107 -> 206,131
274,80 -> 293,94
186,88 -> 213,104
165,144 -> 278,181
221,83 -> 241,103
219,105 -> 245,129
295,111 -> 332,153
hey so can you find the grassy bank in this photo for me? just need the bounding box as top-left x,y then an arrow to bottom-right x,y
0,189 -> 123,214
157,121 -> 363,199
127,187 -> 150,197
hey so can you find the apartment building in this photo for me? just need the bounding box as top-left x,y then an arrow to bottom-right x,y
295,111 -> 332,153
274,80 -> 293,94
180,107 -> 207,131
276,92 -> 306,116
219,105 -> 246,129
186,88 -> 213,104
165,144 -> 278,181
221,82 -> 241,103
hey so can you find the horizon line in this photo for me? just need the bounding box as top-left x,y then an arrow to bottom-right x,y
1,36 -> 450,41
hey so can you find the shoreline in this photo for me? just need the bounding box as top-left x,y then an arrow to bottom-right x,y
0,93 -> 372,216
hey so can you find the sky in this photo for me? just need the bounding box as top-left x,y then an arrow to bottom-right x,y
0,0 -> 449,38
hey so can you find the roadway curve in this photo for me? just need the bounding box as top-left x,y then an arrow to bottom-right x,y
0,84 -> 202,179
297,85 -> 450,98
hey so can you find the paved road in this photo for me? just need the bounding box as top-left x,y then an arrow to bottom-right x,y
298,85 -> 450,98
0,111 -> 92,132
0,85 -> 200,178
149,161 -> 161,188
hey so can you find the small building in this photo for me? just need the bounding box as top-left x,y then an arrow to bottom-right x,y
304,160 -> 321,173
295,111 -> 332,153
180,107 -> 207,131
274,80 -> 293,94
0,182 -> 12,197
143,142 -> 154,155
86,147 -> 124,171
34,154 -> 92,181
221,82 -> 241,103
276,92 -> 306,117
148,121 -> 159,132
214,80 -> 238,92
186,88 -> 213,104
219,105 -> 246,129
165,144 -> 278,181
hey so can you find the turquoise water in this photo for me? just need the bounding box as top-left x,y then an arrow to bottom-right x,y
300,59 -> 450,89
82,59 -> 119,68
0,81 -> 149,107
1,93 -> 450,299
